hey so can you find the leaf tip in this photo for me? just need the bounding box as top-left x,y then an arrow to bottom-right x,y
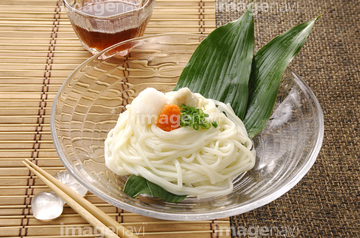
247,2 -> 253,15
316,14 -> 323,21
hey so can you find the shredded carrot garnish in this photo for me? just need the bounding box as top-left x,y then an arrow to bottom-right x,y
157,104 -> 181,131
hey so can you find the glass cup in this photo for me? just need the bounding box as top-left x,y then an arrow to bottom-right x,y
63,0 -> 155,58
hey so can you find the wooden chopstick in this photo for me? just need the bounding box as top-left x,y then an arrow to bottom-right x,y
22,159 -> 139,238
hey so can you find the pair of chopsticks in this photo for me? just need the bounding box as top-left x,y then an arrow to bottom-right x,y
22,159 -> 138,238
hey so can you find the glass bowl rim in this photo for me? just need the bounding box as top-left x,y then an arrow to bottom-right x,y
50,33 -> 324,220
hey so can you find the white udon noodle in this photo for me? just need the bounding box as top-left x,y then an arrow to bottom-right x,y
104,93 -> 256,198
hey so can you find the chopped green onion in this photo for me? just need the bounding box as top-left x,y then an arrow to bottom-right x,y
180,104 -> 217,130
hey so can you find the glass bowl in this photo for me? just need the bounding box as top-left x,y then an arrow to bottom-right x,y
51,33 -> 324,221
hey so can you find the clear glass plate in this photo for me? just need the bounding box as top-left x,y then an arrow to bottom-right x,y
51,33 -> 324,221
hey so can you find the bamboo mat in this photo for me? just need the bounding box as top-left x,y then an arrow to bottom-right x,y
0,0 -> 232,237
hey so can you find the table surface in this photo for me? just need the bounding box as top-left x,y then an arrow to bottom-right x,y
0,0 -> 359,237
217,0 -> 359,237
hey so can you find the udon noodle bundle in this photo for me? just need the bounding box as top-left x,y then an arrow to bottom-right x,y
105,88 -> 255,198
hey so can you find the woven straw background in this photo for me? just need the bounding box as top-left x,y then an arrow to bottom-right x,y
215,0 -> 359,237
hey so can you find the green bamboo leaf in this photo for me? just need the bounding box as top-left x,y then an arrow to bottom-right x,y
174,5 -> 254,120
123,175 -> 187,202
243,17 -> 320,139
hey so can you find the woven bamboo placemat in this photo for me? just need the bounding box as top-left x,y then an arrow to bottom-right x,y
216,0 -> 359,237
0,0 -> 233,237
